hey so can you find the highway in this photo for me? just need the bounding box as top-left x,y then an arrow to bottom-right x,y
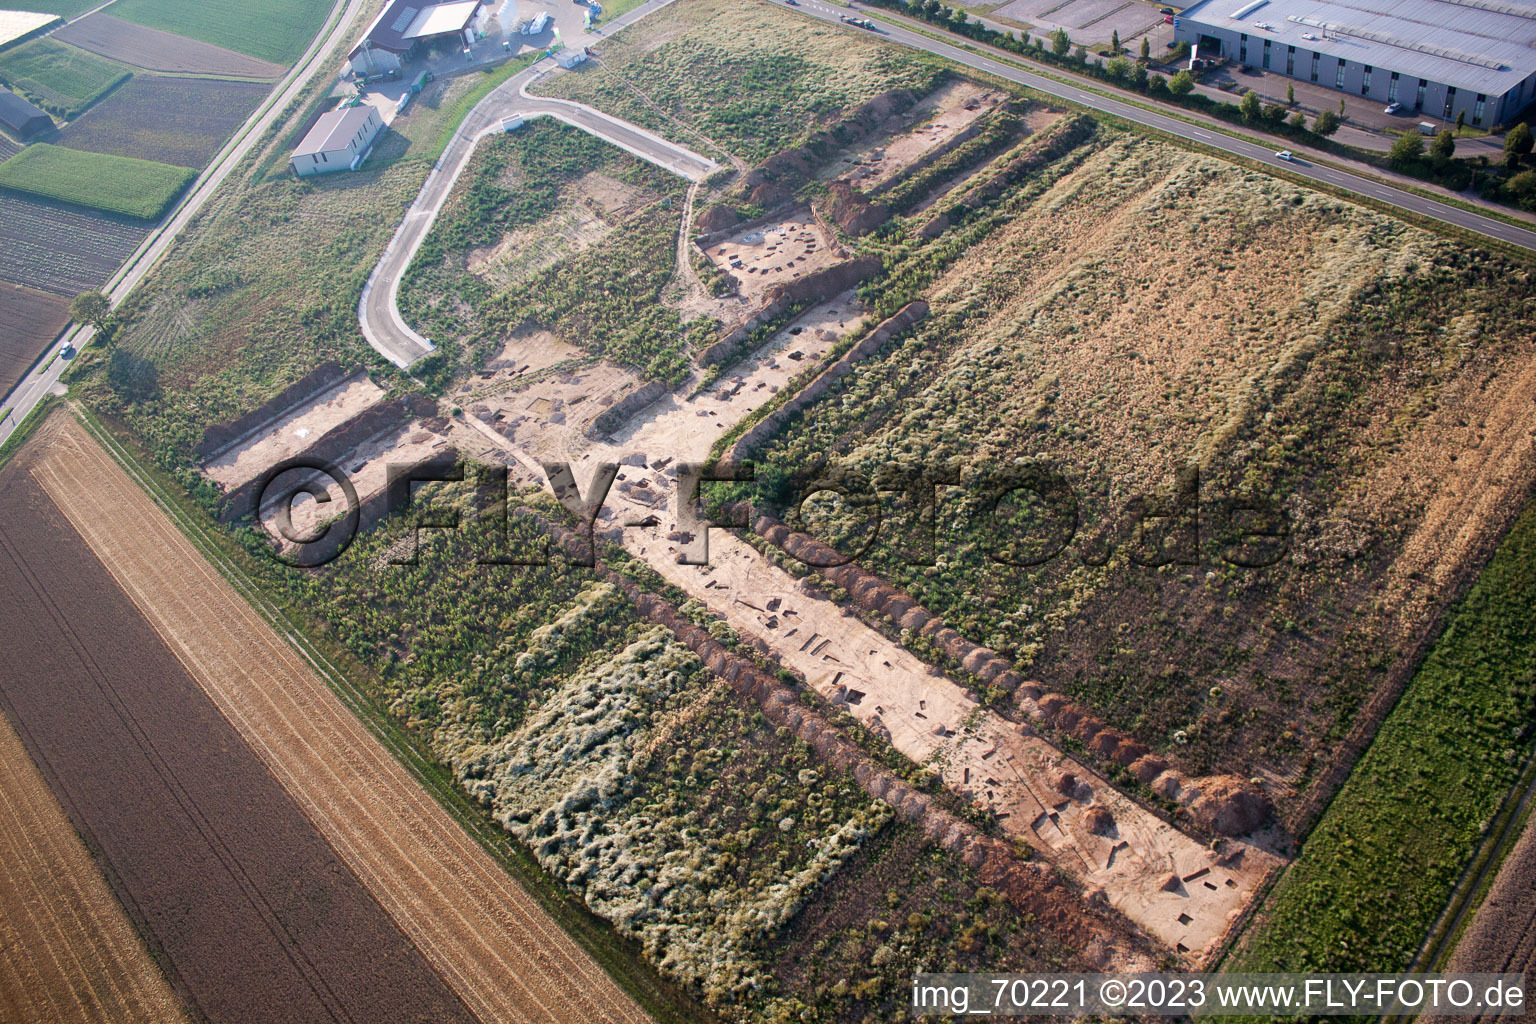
790,0 -> 1536,253
358,50 -> 719,368
0,0 -> 369,447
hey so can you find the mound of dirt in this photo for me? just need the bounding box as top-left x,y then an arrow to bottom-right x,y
1189,776 -> 1272,836
695,204 -> 740,233
824,181 -> 888,236
1083,805 -> 1116,836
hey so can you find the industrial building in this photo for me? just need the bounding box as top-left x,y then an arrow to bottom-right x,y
347,0 -> 492,76
0,86 -> 52,142
1174,0 -> 1536,129
290,106 -> 385,176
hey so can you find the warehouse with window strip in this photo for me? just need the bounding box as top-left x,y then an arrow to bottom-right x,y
1174,0 -> 1536,129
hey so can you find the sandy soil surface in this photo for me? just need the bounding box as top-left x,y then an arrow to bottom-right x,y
825,80 -> 1003,191
467,360 -> 643,465
202,373 -> 385,489
31,414 -> 652,1024
0,710 -> 189,1024
704,210 -> 840,305
510,301 -> 1277,962
262,415 -> 486,545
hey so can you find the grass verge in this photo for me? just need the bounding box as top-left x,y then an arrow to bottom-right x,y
0,143 -> 195,219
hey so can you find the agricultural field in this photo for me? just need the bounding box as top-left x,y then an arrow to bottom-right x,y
59,75 -> 268,168
401,119 -> 704,383
741,128 -> 1536,831
55,13 -> 286,78
0,432 -> 482,1024
0,37 -> 130,118
105,0 -> 331,66
0,707 -> 189,1024
1229,498 -> 1536,973
0,282 -> 67,396
532,0 -> 947,161
29,413 -> 655,1024
1447,803 -> 1536,1016
1,0 -> 98,17
0,192 -> 147,293
0,142 -> 195,218
0,10 -> 57,50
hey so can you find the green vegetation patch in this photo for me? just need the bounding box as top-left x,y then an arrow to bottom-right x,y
2,0 -> 99,22
0,142 -> 194,218
534,0 -> 945,161
401,118 -> 709,386
1230,499 -> 1536,973
734,129 -> 1536,816
105,0 -> 329,66
0,38 -> 130,118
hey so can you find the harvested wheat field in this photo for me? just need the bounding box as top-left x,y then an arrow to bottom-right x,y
0,711 -> 188,1024
0,445 -> 478,1024
25,412 -> 651,1024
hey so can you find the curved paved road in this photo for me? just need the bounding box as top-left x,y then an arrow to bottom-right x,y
795,0 -> 1536,252
359,3 -> 719,368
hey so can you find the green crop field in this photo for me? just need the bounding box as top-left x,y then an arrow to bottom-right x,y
0,143 -> 195,219
4,0 -> 99,19
105,0 -> 330,66
0,38 -> 130,118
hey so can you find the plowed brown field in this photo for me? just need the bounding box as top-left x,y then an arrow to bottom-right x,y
1446,803 -> 1536,1024
27,413 -> 651,1024
0,711 -> 189,1024
0,444 -> 479,1024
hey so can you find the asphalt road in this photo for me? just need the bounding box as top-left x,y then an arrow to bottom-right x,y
359,2 -> 718,368
0,0 -> 368,447
794,0 -> 1536,253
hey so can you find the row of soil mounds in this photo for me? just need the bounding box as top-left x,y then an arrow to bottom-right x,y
739,506 -> 1272,838
512,507 -> 1149,966
0,463 -> 478,1024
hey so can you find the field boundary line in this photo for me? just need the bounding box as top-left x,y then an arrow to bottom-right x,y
69,405 -> 718,1024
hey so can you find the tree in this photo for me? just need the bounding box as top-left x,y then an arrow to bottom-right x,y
1313,109 -> 1340,136
1455,110 -> 1465,134
1506,122 -> 1534,162
1506,169 -> 1536,200
1240,89 -> 1262,121
1288,111 -> 1307,129
1021,31 -> 1030,48
1133,64 -> 1149,89
1264,103 -> 1287,124
1106,56 -> 1132,79
1051,27 -> 1070,56
1073,44 -> 1087,62
1111,29 -> 1120,52
1140,36 -> 1150,59
1286,82 -> 1295,105
1390,131 -> 1425,165
1431,128 -> 1456,160
1168,69 -> 1195,95
70,291 -> 111,330
1148,73 -> 1169,96
1338,96 -> 1346,116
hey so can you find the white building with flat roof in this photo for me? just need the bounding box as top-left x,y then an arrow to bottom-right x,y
1175,0 -> 1536,128
291,106 -> 385,176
